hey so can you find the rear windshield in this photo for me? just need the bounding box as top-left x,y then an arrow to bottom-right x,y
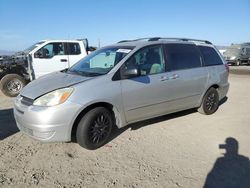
198,46 -> 223,66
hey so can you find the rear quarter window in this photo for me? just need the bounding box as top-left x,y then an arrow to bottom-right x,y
66,43 -> 81,55
198,46 -> 223,66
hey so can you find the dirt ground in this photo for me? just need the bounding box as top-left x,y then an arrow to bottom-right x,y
0,67 -> 250,188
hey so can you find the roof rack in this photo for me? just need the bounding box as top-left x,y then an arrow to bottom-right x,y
117,38 -> 152,43
118,37 -> 213,45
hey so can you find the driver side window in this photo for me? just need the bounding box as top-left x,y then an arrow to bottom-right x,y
123,45 -> 165,76
35,43 -> 65,58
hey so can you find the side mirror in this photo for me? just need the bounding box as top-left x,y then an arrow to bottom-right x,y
34,50 -> 43,58
34,48 -> 49,58
122,67 -> 139,79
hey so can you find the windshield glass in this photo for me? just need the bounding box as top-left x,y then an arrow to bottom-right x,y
24,41 -> 46,53
68,47 -> 134,76
224,46 -> 241,56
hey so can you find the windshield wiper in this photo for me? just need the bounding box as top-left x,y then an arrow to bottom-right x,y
67,69 -> 104,77
82,72 -> 104,76
66,69 -> 85,76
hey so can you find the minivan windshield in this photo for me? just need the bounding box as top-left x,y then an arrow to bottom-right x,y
68,47 -> 134,76
224,46 -> 241,56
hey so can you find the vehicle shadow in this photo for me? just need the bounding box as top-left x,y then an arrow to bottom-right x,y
204,137 -> 250,188
108,96 -> 228,144
71,106 -> 198,144
108,108 -> 197,142
219,96 -> 228,106
0,108 -> 19,140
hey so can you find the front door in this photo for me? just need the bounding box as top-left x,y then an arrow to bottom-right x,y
121,45 -> 169,123
32,42 -> 68,78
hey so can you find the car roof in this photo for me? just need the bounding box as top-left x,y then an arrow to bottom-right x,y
39,39 -> 84,43
230,43 -> 250,47
107,37 -> 214,48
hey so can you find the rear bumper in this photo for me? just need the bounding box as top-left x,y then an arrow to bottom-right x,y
14,96 -> 82,142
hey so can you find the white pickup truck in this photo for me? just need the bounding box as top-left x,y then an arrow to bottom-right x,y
0,39 -> 95,97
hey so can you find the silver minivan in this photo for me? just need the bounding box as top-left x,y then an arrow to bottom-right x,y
14,38 -> 230,150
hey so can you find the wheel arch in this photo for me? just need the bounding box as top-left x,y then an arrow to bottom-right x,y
0,68 -> 28,82
198,84 -> 220,107
70,101 -> 123,141
209,84 -> 219,89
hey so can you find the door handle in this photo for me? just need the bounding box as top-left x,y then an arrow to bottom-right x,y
60,59 -> 67,62
159,76 -> 169,81
169,74 -> 179,79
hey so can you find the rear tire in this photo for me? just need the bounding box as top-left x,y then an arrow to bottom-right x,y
0,74 -> 26,97
76,107 -> 113,150
198,88 -> 219,115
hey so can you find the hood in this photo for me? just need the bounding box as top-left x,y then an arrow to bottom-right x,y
21,71 -> 93,99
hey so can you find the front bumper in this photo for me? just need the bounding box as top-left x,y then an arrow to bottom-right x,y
224,59 -> 237,65
14,96 -> 82,142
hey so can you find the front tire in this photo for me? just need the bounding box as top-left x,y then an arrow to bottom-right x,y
76,107 -> 113,150
0,74 -> 26,97
198,88 -> 219,115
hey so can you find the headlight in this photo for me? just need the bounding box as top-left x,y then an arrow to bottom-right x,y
33,88 -> 74,107
230,56 -> 236,60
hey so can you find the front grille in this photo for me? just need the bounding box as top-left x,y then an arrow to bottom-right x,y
21,96 -> 34,106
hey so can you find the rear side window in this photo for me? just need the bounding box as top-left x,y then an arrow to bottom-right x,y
164,44 -> 201,71
198,46 -> 223,66
66,43 -> 81,55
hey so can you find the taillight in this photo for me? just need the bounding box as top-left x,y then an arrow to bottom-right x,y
225,63 -> 229,72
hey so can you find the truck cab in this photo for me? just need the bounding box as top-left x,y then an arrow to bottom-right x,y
0,39 -> 94,97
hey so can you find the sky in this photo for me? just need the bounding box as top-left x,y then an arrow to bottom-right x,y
0,0 -> 250,51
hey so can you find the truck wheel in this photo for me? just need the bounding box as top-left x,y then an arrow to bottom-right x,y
198,87 -> 219,115
0,74 -> 26,97
76,107 -> 113,150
